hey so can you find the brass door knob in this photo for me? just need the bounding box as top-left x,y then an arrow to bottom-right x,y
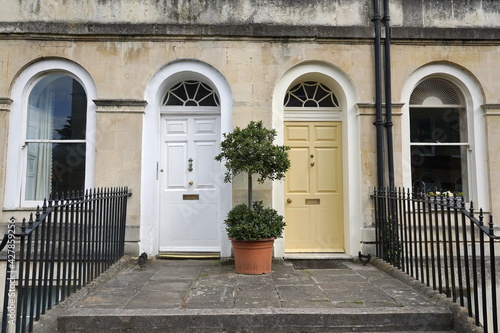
287,198 -> 292,203
188,180 -> 194,185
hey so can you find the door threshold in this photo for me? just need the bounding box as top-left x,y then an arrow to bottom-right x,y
157,252 -> 220,259
284,252 -> 352,260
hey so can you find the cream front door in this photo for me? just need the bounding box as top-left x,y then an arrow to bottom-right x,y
159,114 -> 221,252
284,122 -> 344,252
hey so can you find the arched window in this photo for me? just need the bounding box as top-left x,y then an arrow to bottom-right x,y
24,74 -> 87,201
409,78 -> 468,195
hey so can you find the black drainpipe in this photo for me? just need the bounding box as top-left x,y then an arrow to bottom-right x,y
372,0 -> 385,188
383,0 -> 395,190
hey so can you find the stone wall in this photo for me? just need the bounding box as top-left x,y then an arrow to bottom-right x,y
0,0 -> 499,256
2,0 -> 499,29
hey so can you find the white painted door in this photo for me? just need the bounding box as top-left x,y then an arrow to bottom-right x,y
159,114 -> 221,252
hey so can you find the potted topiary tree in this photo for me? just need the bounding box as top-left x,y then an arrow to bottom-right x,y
215,120 -> 290,274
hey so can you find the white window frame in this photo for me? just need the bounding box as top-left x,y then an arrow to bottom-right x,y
401,64 -> 489,210
4,59 -> 97,209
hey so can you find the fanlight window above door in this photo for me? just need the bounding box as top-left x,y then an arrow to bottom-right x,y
284,81 -> 339,108
163,80 -> 220,107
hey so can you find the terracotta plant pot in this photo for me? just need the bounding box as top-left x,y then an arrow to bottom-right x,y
231,238 -> 275,274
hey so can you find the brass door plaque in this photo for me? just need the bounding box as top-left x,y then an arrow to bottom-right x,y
305,198 -> 320,205
183,194 -> 199,200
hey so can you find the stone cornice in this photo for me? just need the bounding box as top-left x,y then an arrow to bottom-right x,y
0,22 -> 499,43
482,104 -> 500,115
0,98 -> 13,112
357,102 -> 405,116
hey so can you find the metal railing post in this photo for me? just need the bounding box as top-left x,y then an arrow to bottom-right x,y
373,186 -> 499,331
0,187 -> 131,332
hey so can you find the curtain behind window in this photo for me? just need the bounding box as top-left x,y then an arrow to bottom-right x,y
25,75 -> 87,201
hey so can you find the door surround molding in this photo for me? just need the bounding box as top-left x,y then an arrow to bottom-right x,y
141,60 -> 232,256
272,60 -> 361,258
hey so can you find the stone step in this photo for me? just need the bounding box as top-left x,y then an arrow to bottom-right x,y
57,307 -> 454,332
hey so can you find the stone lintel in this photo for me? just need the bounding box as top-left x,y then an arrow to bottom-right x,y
94,99 -> 147,113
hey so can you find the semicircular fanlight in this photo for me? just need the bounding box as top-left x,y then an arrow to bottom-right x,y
163,80 -> 220,107
284,81 -> 339,108
410,78 -> 462,106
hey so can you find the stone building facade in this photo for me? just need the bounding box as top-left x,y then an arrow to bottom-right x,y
1,0 -> 499,258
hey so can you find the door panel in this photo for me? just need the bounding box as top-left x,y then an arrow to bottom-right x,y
285,122 -> 344,253
159,114 -> 221,252
166,143 -> 188,188
287,147 -> 310,193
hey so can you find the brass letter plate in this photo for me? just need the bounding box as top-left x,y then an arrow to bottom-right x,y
183,194 -> 199,200
305,198 -> 320,205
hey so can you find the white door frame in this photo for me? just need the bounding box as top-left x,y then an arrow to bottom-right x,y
142,60 -> 232,257
272,61 -> 361,258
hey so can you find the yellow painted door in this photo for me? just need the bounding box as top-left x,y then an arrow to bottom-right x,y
284,122 -> 344,252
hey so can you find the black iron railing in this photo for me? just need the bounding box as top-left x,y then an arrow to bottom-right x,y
1,187 -> 131,333
373,187 -> 499,333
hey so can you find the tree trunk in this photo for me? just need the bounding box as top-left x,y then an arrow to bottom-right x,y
248,173 -> 253,210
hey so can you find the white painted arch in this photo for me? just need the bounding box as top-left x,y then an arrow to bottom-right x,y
141,59 -> 232,256
272,60 -> 361,258
4,58 -> 97,209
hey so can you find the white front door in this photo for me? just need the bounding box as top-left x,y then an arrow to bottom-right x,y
159,114 -> 222,252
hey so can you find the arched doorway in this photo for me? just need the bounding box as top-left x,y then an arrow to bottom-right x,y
283,81 -> 344,252
271,61 -> 360,258
142,60 -> 232,256
159,80 -> 222,253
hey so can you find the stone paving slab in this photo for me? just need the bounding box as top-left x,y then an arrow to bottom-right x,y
73,259 -> 443,311
41,258 -> 463,332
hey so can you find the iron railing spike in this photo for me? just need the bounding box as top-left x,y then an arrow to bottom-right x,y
29,212 -> 34,228
21,218 -> 27,233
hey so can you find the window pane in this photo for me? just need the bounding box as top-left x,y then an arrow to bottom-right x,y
410,107 -> 464,143
27,75 -> 87,140
25,143 -> 86,200
411,145 -> 465,193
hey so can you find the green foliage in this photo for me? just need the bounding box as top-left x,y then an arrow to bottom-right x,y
225,201 -> 286,241
214,120 -> 290,184
215,120 -> 290,241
